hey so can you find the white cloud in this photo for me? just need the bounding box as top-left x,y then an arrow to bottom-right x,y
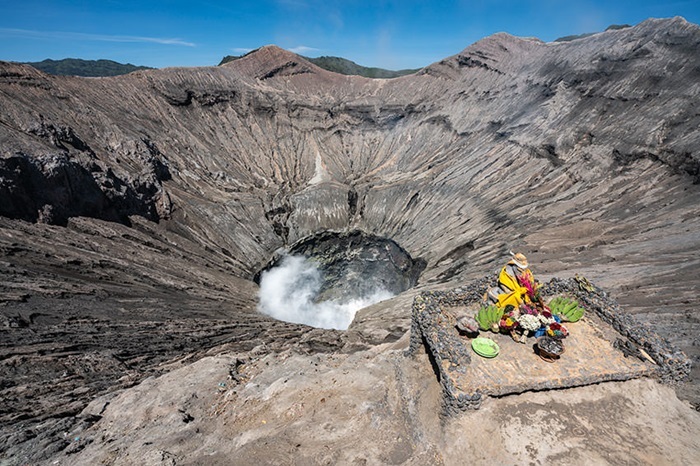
287,45 -> 320,55
0,28 -> 195,47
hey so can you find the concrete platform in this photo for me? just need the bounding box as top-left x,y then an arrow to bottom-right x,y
404,277 -> 686,415
444,313 -> 656,398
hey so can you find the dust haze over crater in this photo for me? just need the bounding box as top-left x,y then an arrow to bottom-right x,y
1,17 -> 700,465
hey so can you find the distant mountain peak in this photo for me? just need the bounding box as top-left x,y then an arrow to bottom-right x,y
219,48 -> 419,79
221,45 -> 318,80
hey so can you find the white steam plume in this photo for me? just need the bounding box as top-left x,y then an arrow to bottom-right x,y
257,255 -> 394,330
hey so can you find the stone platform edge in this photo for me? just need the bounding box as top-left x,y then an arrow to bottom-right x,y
404,276 -> 691,415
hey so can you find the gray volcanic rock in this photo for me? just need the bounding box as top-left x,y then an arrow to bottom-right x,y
1,17 -> 700,464
34,338 -> 700,466
0,152 -> 169,224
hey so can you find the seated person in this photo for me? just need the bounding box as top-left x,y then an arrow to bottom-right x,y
486,252 -> 536,308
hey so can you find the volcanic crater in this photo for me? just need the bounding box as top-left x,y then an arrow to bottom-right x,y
1,17 -> 700,465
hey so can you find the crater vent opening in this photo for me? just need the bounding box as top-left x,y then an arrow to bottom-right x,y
255,230 -> 426,330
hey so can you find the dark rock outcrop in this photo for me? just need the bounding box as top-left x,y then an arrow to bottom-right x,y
0,152 -> 168,225
259,230 -> 426,302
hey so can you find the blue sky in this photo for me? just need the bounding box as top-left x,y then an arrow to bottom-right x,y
1,1 -> 699,70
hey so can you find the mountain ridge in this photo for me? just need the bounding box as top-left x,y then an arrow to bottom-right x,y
220,51 -> 419,78
21,57 -> 153,77
17,53 -> 418,79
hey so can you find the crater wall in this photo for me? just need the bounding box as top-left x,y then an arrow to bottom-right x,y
1,17 -> 700,463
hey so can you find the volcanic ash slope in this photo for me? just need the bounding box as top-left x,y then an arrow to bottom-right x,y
60,336 -> 700,465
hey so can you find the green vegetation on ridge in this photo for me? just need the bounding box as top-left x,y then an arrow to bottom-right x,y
23,58 -> 152,77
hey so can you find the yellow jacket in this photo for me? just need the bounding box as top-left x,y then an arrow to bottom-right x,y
496,265 -> 532,308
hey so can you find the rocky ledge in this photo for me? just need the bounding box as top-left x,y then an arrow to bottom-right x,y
407,277 -> 690,415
